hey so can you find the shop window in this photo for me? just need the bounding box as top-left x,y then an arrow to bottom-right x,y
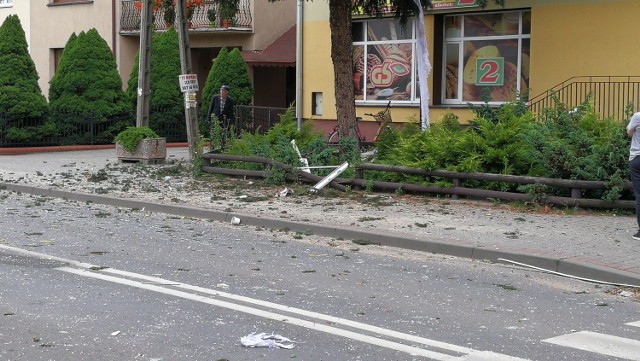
442,10 -> 530,104
0,0 -> 13,6
352,18 -> 417,105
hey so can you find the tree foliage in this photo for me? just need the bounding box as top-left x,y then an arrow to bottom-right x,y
47,29 -> 128,144
200,47 -> 230,123
375,97 -> 629,201
49,33 -> 78,102
227,48 -> 254,106
0,14 -> 48,140
200,47 -> 254,116
49,29 -> 127,116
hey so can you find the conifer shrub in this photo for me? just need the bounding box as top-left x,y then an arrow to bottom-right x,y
114,126 -> 160,152
221,107 -> 327,180
200,47 -> 230,136
199,47 -> 254,137
0,15 -> 50,144
48,29 -> 129,145
374,96 -> 631,201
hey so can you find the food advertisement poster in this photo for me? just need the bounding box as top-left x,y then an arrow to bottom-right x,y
445,12 -> 530,102
353,20 -> 415,102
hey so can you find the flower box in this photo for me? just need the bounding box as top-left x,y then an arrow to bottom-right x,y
116,138 -> 167,164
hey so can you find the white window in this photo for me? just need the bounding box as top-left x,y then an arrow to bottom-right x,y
0,0 -> 14,6
442,10 -> 531,104
352,18 -> 418,105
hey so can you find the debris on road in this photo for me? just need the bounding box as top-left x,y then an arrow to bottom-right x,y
240,332 -> 295,349
278,188 -> 293,197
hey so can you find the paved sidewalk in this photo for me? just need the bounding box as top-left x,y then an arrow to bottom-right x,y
1,146 -> 640,287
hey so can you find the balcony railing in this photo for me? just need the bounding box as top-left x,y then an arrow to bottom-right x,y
121,0 -> 252,32
529,76 -> 640,120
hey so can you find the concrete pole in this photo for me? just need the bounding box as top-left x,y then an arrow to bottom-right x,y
296,0 -> 303,131
175,0 -> 200,162
136,0 -> 153,127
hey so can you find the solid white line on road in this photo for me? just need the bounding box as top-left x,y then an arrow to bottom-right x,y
543,331 -> 640,360
103,267 -> 475,354
0,245 -> 530,361
627,321 -> 640,328
58,266 -> 458,360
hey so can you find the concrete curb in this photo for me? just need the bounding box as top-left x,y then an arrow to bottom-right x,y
2,181 -> 639,287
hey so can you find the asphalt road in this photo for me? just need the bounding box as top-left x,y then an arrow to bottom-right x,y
1,191 -> 640,360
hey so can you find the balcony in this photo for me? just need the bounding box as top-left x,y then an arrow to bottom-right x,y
120,0 -> 252,33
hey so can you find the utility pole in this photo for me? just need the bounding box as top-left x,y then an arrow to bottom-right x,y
175,0 -> 200,162
136,0 -> 153,127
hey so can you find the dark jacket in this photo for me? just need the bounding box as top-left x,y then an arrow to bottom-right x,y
207,95 -> 235,126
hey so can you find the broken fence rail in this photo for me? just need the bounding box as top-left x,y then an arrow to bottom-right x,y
201,153 -> 634,209
201,153 -> 347,192
354,163 -> 634,209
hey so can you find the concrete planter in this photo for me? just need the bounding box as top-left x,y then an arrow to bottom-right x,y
116,138 -> 167,164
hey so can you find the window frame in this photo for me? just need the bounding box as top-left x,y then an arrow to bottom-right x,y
352,17 -> 419,106
441,9 -> 531,106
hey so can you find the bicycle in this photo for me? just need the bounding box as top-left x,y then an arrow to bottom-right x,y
327,101 -> 392,148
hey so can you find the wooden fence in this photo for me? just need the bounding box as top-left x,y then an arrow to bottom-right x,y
201,153 -> 635,209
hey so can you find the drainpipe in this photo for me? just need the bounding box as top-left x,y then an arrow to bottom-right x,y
296,0 -> 303,131
112,0 -> 117,58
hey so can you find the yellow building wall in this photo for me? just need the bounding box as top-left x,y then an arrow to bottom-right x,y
302,0 -> 640,126
529,0 -> 640,100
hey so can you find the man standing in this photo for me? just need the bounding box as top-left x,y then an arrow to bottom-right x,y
627,111 -> 640,240
206,85 -> 235,147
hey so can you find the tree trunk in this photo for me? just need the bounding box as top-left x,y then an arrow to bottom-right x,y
328,0 -> 358,142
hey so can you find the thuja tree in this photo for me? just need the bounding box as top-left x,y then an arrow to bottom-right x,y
199,47 -> 254,137
49,29 -> 129,144
227,48 -> 254,106
0,15 -> 49,144
126,27 -> 185,141
48,33 -> 77,102
200,47 -> 230,126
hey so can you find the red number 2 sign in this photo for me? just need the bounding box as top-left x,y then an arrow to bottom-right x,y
476,58 -> 504,86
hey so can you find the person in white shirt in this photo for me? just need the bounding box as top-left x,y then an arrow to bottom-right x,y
626,112 -> 640,240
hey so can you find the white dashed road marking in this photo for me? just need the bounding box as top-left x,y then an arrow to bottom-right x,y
543,331 -> 640,360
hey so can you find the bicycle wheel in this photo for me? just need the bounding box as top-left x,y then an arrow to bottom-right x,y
328,130 -> 340,145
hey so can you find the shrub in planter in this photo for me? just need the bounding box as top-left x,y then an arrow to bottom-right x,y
114,126 -> 160,152
114,127 -> 166,162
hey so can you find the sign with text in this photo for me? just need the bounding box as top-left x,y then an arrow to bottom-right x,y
432,0 -> 479,9
179,74 -> 199,92
475,57 -> 504,86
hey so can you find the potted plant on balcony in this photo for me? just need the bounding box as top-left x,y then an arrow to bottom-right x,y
218,0 -> 239,28
208,8 -> 217,27
114,126 -> 166,163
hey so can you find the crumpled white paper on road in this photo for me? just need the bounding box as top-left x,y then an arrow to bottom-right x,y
240,332 -> 295,349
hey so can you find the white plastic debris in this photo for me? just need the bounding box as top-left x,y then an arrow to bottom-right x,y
620,291 -> 634,298
278,188 -> 293,197
291,140 -> 310,173
230,216 -> 241,225
240,332 -> 295,349
216,283 -> 229,289
110,331 -> 121,336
